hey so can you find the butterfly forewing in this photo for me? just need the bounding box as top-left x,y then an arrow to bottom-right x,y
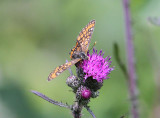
80,20 -> 95,54
70,20 -> 95,59
48,58 -> 81,81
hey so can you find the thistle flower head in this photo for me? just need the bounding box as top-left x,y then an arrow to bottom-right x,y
80,48 -> 114,82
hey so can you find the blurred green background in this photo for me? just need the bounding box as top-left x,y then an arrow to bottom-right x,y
0,0 -> 160,118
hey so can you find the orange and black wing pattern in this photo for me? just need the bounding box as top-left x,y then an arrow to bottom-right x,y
48,20 -> 95,81
48,58 -> 81,81
70,20 -> 95,59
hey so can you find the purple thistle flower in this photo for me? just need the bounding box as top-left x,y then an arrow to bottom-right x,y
80,48 -> 114,82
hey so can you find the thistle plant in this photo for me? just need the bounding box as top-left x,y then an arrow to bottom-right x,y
32,48 -> 114,118
31,20 -> 114,118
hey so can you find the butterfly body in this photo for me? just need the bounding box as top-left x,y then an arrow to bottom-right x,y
71,51 -> 88,60
48,20 -> 95,81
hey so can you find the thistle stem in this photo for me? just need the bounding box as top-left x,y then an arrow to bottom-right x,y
122,0 -> 139,118
72,101 -> 83,118
85,106 -> 96,118
114,43 -> 128,79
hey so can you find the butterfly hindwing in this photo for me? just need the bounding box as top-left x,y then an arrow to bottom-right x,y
48,58 -> 81,81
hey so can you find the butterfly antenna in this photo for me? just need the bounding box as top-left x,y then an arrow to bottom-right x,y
89,41 -> 96,51
66,60 -> 73,76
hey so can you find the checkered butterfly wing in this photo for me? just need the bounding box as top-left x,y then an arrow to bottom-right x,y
48,58 -> 81,81
70,20 -> 95,59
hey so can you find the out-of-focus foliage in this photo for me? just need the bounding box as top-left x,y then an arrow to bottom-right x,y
0,0 -> 159,118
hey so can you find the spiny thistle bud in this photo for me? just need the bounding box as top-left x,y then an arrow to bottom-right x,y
76,86 -> 91,100
66,75 -> 80,89
81,89 -> 91,99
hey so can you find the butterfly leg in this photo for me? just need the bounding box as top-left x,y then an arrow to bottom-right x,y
66,60 -> 73,76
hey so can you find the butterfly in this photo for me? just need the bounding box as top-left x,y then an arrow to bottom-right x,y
48,20 -> 95,81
